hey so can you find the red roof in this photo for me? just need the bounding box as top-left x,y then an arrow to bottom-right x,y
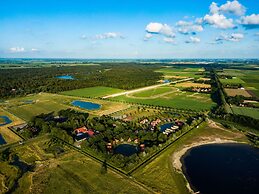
86,130 -> 95,137
75,126 -> 87,134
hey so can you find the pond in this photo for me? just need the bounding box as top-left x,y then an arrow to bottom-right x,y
0,134 -> 7,145
0,116 -> 12,126
56,75 -> 75,80
182,143 -> 259,194
114,144 -> 139,157
72,100 -> 101,110
160,123 -> 174,132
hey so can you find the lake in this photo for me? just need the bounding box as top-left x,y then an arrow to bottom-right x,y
72,100 -> 101,110
182,143 -> 259,194
0,115 -> 12,126
0,134 -> 7,145
114,144 -> 139,156
56,75 -> 75,80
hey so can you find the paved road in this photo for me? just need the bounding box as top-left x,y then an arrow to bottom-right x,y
103,78 -> 194,99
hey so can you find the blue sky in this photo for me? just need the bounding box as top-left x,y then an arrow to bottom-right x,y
0,0 -> 259,58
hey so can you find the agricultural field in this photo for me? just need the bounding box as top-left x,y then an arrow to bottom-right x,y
225,88 -> 252,97
0,93 -> 130,121
156,67 -> 205,79
175,81 -> 211,88
61,86 -> 125,98
113,85 -> 215,111
0,136 -> 150,194
220,69 -> 259,97
231,106 -> 259,120
0,108 -> 23,144
132,86 -> 173,98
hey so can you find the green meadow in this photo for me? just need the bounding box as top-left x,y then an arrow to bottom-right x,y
231,106 -> 259,120
156,67 -> 204,78
61,86 -> 125,98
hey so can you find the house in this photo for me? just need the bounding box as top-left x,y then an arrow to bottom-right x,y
140,119 -> 149,124
74,126 -> 88,134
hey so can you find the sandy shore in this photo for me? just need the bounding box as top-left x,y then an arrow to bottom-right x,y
171,138 -> 239,193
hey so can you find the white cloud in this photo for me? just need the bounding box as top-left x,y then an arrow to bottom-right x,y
240,14 -> 259,29
163,37 -> 176,44
31,48 -> 39,52
176,20 -> 203,34
145,22 -> 175,37
215,33 -> 244,42
204,13 -> 235,29
219,0 -> 246,16
209,1 -> 245,16
195,18 -> 203,25
81,34 -> 87,39
95,32 -> 124,39
144,33 -> 153,40
9,47 -> 25,53
185,36 -> 201,43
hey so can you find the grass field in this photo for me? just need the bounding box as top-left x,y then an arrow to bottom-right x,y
0,108 -> 23,144
132,121 -> 247,194
220,77 -> 245,84
0,136 -> 150,194
1,93 -> 130,121
225,88 -> 252,97
156,67 -> 204,79
175,82 -> 211,88
61,86 -> 125,98
132,86 -> 173,98
114,90 -> 215,111
231,106 -> 259,119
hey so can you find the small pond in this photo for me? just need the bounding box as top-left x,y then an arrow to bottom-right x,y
182,143 -> 259,194
0,134 -> 7,145
0,116 -> 12,126
56,75 -> 75,80
160,123 -> 174,132
72,100 -> 101,110
114,144 -> 139,156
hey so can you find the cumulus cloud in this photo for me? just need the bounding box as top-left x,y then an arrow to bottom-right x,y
144,33 -> 153,40
80,34 -> 87,39
176,20 -> 203,35
31,48 -> 39,52
163,37 -> 176,44
95,32 -> 124,39
9,47 -> 25,53
185,36 -> 201,43
145,22 -> 175,37
240,14 -> 259,29
195,18 -> 204,25
209,1 -> 246,16
214,33 -> 244,43
204,13 -> 235,29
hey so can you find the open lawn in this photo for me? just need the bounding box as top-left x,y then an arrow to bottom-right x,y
0,136 -> 150,194
0,108 -> 23,144
220,77 -> 245,84
1,93 -> 130,121
61,86 -> 125,98
132,121 -> 247,194
231,106 -> 259,120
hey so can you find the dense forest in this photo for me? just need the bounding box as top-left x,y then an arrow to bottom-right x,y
0,63 -> 162,98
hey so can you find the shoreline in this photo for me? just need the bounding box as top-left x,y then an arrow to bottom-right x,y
171,138 -> 241,193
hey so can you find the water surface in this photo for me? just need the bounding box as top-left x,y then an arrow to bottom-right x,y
0,116 -> 12,126
56,75 -> 75,80
182,143 -> 259,194
114,144 -> 139,156
72,100 -> 101,110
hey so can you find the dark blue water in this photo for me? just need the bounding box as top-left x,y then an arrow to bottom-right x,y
182,143 -> 259,194
160,123 -> 174,132
72,100 -> 101,110
0,116 -> 12,126
56,75 -> 74,80
0,134 -> 7,145
114,144 -> 139,156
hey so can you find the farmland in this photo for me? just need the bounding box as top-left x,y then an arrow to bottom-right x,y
0,93 -> 130,121
156,67 -> 205,79
61,86 -> 125,98
225,88 -> 251,97
231,106 -> 259,120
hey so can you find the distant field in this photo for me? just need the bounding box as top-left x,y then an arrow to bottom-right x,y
1,93 -> 130,121
61,86 -> 125,98
156,67 -> 204,78
175,81 -> 211,88
231,106 -> 259,119
220,77 -> 245,84
225,88 -> 252,97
